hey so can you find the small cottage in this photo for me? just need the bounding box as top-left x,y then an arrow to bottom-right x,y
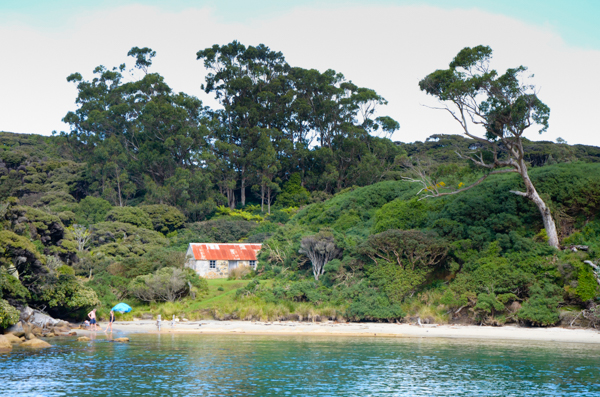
185,243 -> 262,279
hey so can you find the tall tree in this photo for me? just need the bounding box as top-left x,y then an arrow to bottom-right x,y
63,47 -> 211,207
418,45 -> 558,248
197,42 -> 291,207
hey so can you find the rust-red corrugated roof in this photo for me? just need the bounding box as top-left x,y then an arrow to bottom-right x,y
189,243 -> 262,261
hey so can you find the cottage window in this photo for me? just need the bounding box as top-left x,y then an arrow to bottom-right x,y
209,260 -> 216,269
250,260 -> 256,267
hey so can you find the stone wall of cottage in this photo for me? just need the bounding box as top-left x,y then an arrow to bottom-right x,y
185,259 -> 255,279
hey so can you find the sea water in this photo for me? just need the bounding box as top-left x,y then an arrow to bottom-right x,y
1,333 -> 599,396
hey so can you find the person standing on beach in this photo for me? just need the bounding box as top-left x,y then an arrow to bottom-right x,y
88,308 -> 98,331
105,310 -> 115,333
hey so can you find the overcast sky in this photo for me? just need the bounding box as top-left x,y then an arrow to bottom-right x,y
1,0 -> 599,145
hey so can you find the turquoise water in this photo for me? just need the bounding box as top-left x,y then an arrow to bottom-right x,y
1,333 -> 600,396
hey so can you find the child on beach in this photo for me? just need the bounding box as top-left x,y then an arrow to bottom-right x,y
104,310 -> 115,333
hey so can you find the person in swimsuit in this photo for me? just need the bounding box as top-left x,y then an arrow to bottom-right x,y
105,310 -> 115,333
88,308 -> 98,331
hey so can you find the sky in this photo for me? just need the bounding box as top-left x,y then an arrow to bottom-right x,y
1,0 -> 599,145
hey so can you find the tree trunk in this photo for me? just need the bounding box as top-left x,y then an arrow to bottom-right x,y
115,165 -> 123,207
261,183 -> 265,212
240,167 -> 246,206
515,160 -> 560,248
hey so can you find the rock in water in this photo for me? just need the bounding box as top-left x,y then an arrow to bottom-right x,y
0,335 -> 12,351
19,307 -> 61,329
20,338 -> 51,349
113,337 -> 129,342
3,333 -> 23,344
77,336 -> 91,342
25,333 -> 35,340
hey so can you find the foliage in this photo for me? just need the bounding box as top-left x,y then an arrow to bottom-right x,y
0,230 -> 46,277
105,207 -> 153,229
517,282 -> 562,326
0,271 -> 30,303
0,299 -> 20,329
275,174 -> 311,208
373,198 -> 432,233
39,273 -> 100,312
186,218 -> 259,243
418,45 -> 558,247
346,288 -> 405,321
360,230 -> 448,302
299,230 -> 342,281
140,204 -> 186,234
128,267 -> 201,302
2,43 -> 600,325
75,196 -> 113,225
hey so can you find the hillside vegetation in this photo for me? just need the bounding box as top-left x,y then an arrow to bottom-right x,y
1,42 -> 599,329
2,129 -> 599,327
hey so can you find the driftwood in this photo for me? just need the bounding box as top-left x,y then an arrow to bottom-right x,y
566,245 -> 589,252
570,311 -> 583,327
584,260 -> 600,286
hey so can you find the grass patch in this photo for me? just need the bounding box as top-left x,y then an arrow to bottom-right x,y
94,278 -> 349,322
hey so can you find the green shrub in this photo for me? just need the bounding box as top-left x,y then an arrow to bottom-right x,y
474,293 -> 504,316
0,272 -> 30,302
57,264 -> 75,276
39,274 -> 100,312
187,218 -> 258,243
105,207 -> 153,229
140,204 -> 186,234
517,282 -> 562,326
75,196 -> 112,225
128,267 -> 192,302
373,198 -> 432,233
0,230 -> 46,276
275,173 -> 310,208
0,299 -> 20,329
575,265 -> 599,302
346,289 -> 405,321
360,230 -> 448,302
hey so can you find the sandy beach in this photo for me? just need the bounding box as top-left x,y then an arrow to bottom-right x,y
85,320 -> 600,344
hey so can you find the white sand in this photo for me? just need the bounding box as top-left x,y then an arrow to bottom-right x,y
86,320 -> 600,344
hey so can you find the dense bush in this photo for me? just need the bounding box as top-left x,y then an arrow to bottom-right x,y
0,299 -> 20,329
105,207 -> 153,229
75,196 -> 113,225
275,174 -> 310,208
140,204 -> 186,234
39,273 -> 100,314
128,267 -> 206,302
346,289 -> 405,321
187,218 -> 258,243
517,282 -> 562,326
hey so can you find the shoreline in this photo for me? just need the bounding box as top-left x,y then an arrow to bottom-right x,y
83,320 -> 600,344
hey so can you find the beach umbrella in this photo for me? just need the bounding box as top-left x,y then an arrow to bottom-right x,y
111,302 -> 132,313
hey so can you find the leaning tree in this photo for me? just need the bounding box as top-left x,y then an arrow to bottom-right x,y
417,45 -> 559,248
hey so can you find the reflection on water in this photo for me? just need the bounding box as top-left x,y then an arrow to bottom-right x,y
2,333 -> 600,396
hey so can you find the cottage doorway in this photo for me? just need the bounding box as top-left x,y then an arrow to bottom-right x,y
228,260 -> 238,271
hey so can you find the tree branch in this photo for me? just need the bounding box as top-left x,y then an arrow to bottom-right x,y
414,168 -> 517,199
